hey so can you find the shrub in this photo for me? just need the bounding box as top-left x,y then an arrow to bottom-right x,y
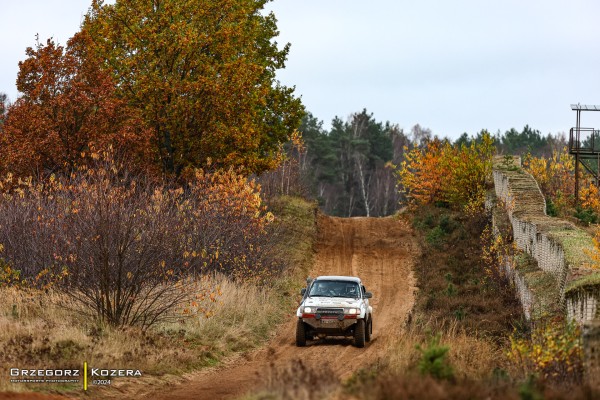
416,333 -> 454,381
545,198 -> 558,217
445,283 -> 457,297
502,155 -> 519,171
508,321 -> 583,384
426,226 -> 445,247
453,307 -> 466,321
439,214 -> 456,234
0,151 -> 278,328
574,206 -> 598,225
480,222 -> 512,287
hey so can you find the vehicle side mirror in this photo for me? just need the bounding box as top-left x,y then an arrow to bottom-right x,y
300,288 -> 306,296
364,292 -> 373,299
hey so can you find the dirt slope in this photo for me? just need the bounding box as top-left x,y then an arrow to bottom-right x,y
146,215 -> 419,400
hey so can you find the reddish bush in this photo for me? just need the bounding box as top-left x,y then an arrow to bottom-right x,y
0,151 -> 278,328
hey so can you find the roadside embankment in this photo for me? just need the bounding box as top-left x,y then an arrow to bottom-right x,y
491,156 -> 598,323
491,156 -> 600,388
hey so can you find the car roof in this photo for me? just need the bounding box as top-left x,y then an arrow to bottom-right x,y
313,275 -> 362,284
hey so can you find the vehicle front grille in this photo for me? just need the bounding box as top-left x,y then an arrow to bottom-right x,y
316,308 -> 344,315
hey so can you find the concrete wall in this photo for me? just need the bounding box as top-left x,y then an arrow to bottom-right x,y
583,320 -> 600,387
506,258 -> 536,320
568,292 -> 598,324
491,156 -> 600,387
491,156 -> 598,324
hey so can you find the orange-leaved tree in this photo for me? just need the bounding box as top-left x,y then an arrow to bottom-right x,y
581,183 -> 600,269
187,166 -> 279,281
1,33 -> 153,177
83,0 -> 304,176
581,184 -> 600,215
398,138 -> 449,206
523,147 -> 575,215
397,131 -> 494,211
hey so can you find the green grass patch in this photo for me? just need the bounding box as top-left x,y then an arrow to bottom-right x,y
565,272 -> 600,296
547,227 -> 595,269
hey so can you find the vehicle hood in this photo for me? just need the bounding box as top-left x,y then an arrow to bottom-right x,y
303,297 -> 361,308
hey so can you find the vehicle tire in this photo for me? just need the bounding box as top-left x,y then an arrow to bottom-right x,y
354,320 -> 366,348
365,317 -> 372,342
296,320 -> 307,347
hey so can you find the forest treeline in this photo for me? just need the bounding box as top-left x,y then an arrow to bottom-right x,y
0,83 -> 569,219
293,110 -> 568,217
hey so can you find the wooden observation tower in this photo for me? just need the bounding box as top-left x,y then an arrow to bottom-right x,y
569,104 -> 600,204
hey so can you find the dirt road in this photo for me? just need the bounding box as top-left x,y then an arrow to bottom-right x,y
149,215 -> 419,400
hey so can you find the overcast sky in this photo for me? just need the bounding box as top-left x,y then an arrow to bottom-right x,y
2,0 -> 600,139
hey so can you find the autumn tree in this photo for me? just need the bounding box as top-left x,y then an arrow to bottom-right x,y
398,131 -> 495,211
523,148 -> 576,215
398,137 -> 449,206
1,34 -> 151,177
443,132 -> 495,211
83,0 -> 304,175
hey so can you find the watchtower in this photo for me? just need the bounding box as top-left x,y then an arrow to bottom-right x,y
569,104 -> 600,203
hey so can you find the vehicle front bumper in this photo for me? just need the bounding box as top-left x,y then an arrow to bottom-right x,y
301,314 -> 358,333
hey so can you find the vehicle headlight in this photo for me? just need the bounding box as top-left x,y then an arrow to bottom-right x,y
303,307 -> 312,313
347,308 -> 358,315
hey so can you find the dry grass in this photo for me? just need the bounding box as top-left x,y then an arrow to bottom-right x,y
0,287 -> 87,392
384,320 -> 510,381
246,360 -> 338,400
0,196 -> 318,395
158,276 -> 284,357
351,372 -> 598,400
0,275 -> 284,392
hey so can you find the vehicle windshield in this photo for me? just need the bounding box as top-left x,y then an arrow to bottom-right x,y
308,280 -> 361,298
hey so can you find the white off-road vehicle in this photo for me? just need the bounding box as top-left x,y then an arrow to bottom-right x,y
295,275 -> 373,348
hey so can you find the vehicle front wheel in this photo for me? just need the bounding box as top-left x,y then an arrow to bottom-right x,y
365,317 -> 372,342
296,320 -> 307,347
354,320 -> 366,348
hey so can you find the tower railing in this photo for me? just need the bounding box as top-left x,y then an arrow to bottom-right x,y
569,105 -> 600,203
569,127 -> 600,155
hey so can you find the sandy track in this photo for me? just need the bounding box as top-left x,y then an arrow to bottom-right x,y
148,215 -> 419,400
